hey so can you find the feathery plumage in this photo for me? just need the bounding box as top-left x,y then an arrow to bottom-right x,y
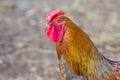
46,10 -> 120,80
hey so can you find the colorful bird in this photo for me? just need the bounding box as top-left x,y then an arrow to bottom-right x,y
46,10 -> 120,80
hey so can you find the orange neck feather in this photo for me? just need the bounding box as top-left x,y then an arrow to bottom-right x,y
56,19 -> 117,79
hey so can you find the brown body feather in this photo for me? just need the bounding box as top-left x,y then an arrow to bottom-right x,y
56,15 -> 120,80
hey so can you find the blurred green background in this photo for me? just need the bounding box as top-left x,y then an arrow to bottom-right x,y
0,0 -> 120,80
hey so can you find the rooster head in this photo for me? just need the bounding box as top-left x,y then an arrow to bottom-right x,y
46,10 -> 67,42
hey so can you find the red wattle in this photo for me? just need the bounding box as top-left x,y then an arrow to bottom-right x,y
46,25 -> 66,42
46,26 -> 58,42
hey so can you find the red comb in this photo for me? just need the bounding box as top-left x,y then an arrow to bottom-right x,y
46,10 -> 64,22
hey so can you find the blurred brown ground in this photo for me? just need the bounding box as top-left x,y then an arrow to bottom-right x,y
0,0 -> 120,80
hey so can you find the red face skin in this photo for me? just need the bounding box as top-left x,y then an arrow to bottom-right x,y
46,10 -> 67,42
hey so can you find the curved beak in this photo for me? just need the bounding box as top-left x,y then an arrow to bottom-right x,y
47,22 -> 52,26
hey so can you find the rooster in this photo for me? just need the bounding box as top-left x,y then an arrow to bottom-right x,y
46,10 -> 120,80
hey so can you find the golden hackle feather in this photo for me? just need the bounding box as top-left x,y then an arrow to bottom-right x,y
56,15 -> 120,80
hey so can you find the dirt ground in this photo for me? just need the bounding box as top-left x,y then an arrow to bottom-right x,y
0,0 -> 120,80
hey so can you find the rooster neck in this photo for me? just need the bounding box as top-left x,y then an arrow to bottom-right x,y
57,21 -> 119,79
61,39 -> 114,79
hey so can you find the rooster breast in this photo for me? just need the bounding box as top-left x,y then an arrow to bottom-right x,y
59,55 -> 85,80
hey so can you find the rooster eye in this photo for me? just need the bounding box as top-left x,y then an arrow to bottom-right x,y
57,19 -> 63,23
